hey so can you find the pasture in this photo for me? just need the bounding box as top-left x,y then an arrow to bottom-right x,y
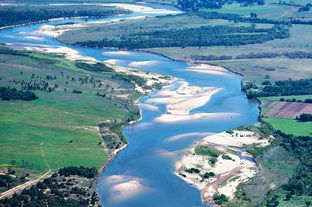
263,117 -> 312,136
0,47 -> 138,173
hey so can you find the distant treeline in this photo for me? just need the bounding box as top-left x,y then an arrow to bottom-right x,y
75,25 -> 289,49
177,0 -> 264,11
0,86 -> 38,101
244,79 -> 312,98
0,7 -> 129,27
191,51 -> 312,61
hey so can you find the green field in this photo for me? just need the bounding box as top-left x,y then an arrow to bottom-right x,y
263,118 -> 312,136
0,48 -> 140,173
259,95 -> 312,102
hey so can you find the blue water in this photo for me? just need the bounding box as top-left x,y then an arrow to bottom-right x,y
0,3 -> 259,207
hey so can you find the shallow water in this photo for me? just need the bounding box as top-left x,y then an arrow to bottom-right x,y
0,3 -> 259,207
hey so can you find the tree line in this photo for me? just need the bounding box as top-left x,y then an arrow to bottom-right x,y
58,166 -> 97,178
75,24 -> 289,49
297,113 -> 312,122
191,51 -> 312,61
244,79 -> 312,98
0,7 -> 129,27
0,86 -> 38,101
177,0 -> 264,11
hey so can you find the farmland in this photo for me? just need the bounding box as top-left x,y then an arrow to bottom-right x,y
263,118 -> 312,137
0,47 -> 143,174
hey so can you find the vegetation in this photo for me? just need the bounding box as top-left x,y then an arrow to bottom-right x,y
202,171 -> 215,179
0,4 -> 130,27
58,166 -> 97,178
75,24 -> 289,49
263,118 -> 312,137
194,144 -> 223,157
192,51 -> 312,61
244,78 -> 312,98
297,113 -> 312,122
0,47 -> 145,173
213,193 -> 229,205
0,167 -> 102,207
0,86 -> 38,101
185,168 -> 200,174
177,0 -> 264,11
232,115 -> 311,206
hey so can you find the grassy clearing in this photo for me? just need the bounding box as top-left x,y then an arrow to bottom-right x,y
194,144 -> 223,157
263,118 -> 312,136
0,47 -> 140,173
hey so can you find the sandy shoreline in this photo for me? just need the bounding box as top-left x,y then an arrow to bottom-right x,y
175,130 -> 271,205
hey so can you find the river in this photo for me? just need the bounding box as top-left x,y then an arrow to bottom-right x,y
0,2 -> 259,207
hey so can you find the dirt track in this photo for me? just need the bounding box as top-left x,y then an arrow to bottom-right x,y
0,170 -> 51,200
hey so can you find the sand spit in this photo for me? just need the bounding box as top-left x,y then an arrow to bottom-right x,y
23,46 -> 97,62
176,130 -> 270,204
102,175 -> 146,203
34,3 -> 180,38
148,81 -> 221,115
34,15 -> 145,37
101,3 -> 181,15
188,64 -> 233,76
24,36 -> 45,40
143,81 -> 230,123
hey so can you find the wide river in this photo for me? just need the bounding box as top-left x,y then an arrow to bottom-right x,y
0,2 -> 259,207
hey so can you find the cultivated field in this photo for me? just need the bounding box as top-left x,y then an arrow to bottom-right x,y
262,101 -> 312,119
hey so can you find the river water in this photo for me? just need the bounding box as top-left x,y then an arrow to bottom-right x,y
0,3 -> 259,207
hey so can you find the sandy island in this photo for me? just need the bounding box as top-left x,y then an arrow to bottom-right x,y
144,81 -> 235,123
175,130 -> 271,205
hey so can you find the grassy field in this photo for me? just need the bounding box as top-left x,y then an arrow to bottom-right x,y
259,95 -> 312,102
0,47 -> 140,173
263,117 -> 312,136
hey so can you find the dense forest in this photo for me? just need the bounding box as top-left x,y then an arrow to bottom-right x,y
177,0 -> 264,11
0,7 -> 129,27
0,167 -> 101,207
0,86 -> 38,101
244,79 -> 312,98
76,24 -> 289,49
